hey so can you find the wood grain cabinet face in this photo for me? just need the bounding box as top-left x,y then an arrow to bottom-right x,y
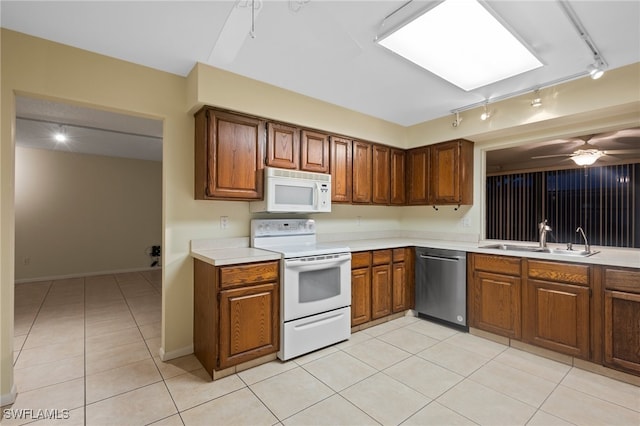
390,149 -> 406,205
352,141 -> 373,204
407,147 -> 430,205
194,107 -> 265,200
371,263 -> 392,320
429,139 -> 473,205
218,282 -> 279,369
330,137 -> 352,203
468,254 -> 523,339
351,251 -> 372,326
266,122 -> 299,169
300,130 -> 329,173
523,261 -> 591,359
471,270 -> 522,339
604,268 -> 640,374
193,259 -> 279,378
372,145 -> 390,204
392,248 -> 414,313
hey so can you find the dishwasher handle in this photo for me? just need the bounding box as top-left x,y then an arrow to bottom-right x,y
419,254 -> 464,262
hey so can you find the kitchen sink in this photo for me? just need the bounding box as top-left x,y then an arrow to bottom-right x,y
549,248 -> 599,257
480,244 -> 599,257
480,244 -> 547,253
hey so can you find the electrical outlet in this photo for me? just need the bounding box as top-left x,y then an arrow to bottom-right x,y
23,257 -> 30,265
356,216 -> 362,226
462,217 -> 471,228
220,216 -> 229,229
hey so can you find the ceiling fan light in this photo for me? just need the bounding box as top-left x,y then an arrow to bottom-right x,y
571,151 -> 602,166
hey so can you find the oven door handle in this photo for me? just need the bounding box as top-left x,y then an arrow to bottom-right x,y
285,255 -> 351,268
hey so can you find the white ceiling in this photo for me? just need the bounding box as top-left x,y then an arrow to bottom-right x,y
3,0 -> 640,126
2,0 -> 640,163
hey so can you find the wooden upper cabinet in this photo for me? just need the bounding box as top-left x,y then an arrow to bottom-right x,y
407,146 -> 430,205
301,130 -> 330,173
266,122 -> 299,169
390,149 -> 406,205
372,144 -> 390,204
352,141 -> 373,204
430,139 -> 474,205
330,137 -> 352,203
194,107 -> 265,200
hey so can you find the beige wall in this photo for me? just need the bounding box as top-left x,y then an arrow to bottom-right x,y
14,146 -> 162,281
1,28 -> 638,403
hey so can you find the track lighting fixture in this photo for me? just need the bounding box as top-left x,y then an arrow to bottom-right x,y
480,102 -> 491,121
588,58 -> 605,80
53,125 -> 67,142
530,90 -> 542,107
452,111 -> 462,128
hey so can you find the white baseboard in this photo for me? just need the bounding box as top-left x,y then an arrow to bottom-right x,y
0,383 -> 17,407
159,344 -> 194,362
14,266 -> 162,284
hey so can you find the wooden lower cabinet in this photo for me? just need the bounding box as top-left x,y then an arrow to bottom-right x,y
371,263 -> 392,319
523,279 -> 590,359
472,270 -> 522,339
351,248 -> 412,326
392,248 -> 414,312
603,267 -> 640,374
523,260 -> 591,359
468,254 -> 522,339
218,282 -> 278,369
351,265 -> 371,326
194,259 -> 279,379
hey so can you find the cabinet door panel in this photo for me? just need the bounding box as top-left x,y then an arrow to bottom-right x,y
392,262 -> 408,312
206,110 -> 265,199
351,267 -> 371,326
219,283 -> 278,369
472,271 -> 521,339
407,147 -> 429,205
372,145 -> 390,204
330,137 -> 352,203
371,264 -> 392,319
301,130 -> 329,173
604,290 -> 640,374
266,122 -> 299,169
390,149 -> 406,205
352,141 -> 372,203
524,279 -> 589,358
430,141 -> 459,203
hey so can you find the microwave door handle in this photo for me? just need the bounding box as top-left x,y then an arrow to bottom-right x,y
314,182 -> 320,209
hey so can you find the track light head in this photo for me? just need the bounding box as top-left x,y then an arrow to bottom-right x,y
452,112 -> 462,127
480,103 -> 491,121
530,89 -> 542,107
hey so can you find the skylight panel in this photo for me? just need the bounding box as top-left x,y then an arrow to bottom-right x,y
377,0 -> 543,91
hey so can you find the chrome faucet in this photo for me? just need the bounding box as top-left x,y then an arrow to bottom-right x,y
538,220 -> 552,248
576,227 -> 590,253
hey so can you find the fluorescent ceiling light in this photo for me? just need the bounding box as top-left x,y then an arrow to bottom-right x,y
377,0 -> 543,91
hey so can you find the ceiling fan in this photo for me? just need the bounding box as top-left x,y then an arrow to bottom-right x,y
531,135 -> 640,166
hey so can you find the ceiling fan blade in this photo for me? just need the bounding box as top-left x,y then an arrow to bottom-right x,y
603,149 -> 640,155
531,154 -> 573,159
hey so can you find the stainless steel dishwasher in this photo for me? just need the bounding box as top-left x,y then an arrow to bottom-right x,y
415,247 -> 467,330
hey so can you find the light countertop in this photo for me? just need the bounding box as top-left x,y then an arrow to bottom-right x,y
191,235 -> 640,269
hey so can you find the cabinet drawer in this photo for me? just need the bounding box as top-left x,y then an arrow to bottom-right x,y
392,248 -> 406,262
219,261 -> 279,289
351,251 -> 371,269
372,249 -> 392,265
605,267 -> 640,293
528,260 -> 589,286
472,254 -> 520,276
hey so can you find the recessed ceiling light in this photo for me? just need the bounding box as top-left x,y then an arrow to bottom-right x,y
53,126 -> 67,142
377,0 -> 543,91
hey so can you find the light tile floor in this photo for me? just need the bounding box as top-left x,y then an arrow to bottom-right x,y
5,271 -> 640,425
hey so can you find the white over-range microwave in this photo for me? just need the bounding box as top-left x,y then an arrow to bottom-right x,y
250,167 -> 331,213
